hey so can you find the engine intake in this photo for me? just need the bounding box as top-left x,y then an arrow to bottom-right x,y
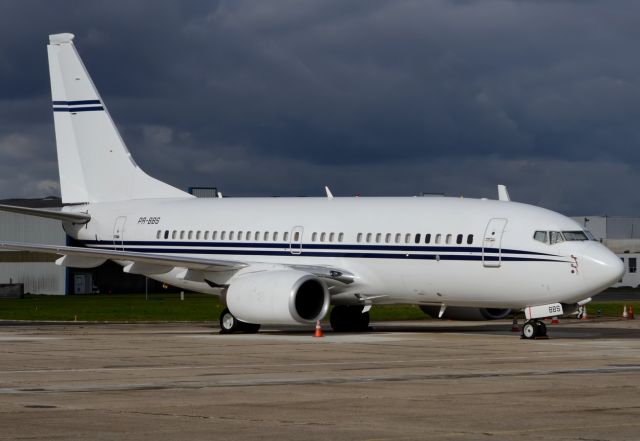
226,270 -> 330,325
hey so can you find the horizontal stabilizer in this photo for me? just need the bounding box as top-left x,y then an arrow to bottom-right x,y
0,204 -> 90,224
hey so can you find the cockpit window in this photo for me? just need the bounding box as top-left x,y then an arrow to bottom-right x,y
549,231 -> 564,244
562,231 -> 589,241
533,231 -> 547,243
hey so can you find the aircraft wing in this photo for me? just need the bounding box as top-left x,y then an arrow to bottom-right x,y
0,241 -> 355,286
0,241 -> 246,272
0,204 -> 91,224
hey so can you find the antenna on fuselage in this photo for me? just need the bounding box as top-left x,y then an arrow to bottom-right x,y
497,185 -> 511,201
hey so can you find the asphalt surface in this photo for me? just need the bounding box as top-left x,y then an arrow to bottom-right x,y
2,319 -> 640,440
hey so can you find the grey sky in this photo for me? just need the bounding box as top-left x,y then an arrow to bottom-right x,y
1,0 -> 639,215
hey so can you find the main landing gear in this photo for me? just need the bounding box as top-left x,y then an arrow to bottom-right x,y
521,319 -> 547,339
219,308 -> 260,334
330,305 -> 371,332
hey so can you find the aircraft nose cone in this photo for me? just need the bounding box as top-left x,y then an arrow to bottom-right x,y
581,244 -> 624,292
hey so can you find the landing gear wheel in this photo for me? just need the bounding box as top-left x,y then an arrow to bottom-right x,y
521,320 -> 547,339
522,321 -> 537,339
219,308 -> 261,334
330,305 -> 370,332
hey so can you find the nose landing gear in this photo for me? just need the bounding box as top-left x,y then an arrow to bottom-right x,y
521,319 -> 548,339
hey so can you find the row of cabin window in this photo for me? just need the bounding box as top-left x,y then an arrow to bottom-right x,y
310,232 -> 344,243
356,232 -> 474,245
156,230 -> 300,242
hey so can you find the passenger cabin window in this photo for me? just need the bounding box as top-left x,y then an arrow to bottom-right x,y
357,233 -> 363,243
164,230 -> 169,240
180,231 -> 185,240
456,234 -> 463,245
425,234 -> 431,244
293,232 -> 300,241
435,234 -> 441,244
329,233 -> 334,242
376,233 -> 381,243
263,232 -> 269,241
188,231 -> 193,240
156,230 -> 161,239
254,232 -> 260,240
338,233 -> 344,242
405,233 -> 410,244
395,233 -> 401,243
385,233 -> 391,244
204,231 -> 209,240
273,232 -> 279,241
446,234 -> 452,245
172,230 -> 177,239
366,233 -> 372,243
320,232 -> 326,242
229,231 -> 235,240
212,231 -> 217,240
312,232 -> 317,242
467,234 -> 473,245
415,234 -> 421,244
221,231 -> 226,240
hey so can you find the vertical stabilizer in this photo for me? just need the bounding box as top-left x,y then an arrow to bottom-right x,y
47,33 -> 192,203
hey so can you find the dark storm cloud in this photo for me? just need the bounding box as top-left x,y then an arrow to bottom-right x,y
0,0 -> 639,214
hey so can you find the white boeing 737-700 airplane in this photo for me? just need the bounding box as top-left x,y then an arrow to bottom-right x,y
0,34 -> 624,339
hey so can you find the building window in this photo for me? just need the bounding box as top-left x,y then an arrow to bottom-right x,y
467,234 -> 473,245
425,234 -> 431,244
456,234 -> 463,244
630,258 -> 637,273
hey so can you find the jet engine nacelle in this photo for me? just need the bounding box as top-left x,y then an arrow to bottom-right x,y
419,305 -> 512,321
226,270 -> 330,325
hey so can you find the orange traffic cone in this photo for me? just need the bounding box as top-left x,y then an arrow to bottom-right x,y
581,306 -> 589,320
551,316 -> 559,325
511,318 -> 519,332
623,305 -> 628,319
314,320 -> 324,337
629,305 -> 635,320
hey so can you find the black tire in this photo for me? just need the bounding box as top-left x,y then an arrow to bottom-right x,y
535,321 -> 547,337
522,321 -> 537,339
219,308 -> 240,334
240,322 -> 261,334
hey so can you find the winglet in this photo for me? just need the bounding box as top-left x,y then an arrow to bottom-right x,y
497,185 -> 511,202
325,186 -> 334,199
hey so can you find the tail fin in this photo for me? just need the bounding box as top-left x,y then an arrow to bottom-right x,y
47,33 -> 192,203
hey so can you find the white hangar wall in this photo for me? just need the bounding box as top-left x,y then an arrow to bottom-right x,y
0,211 -> 66,294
